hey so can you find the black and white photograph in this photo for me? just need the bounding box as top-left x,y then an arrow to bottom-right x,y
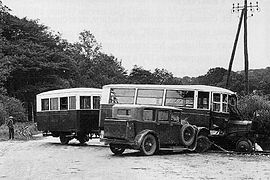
0,0 -> 270,179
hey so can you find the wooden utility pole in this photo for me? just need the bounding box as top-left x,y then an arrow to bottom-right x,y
243,0 -> 249,94
226,1 -> 260,94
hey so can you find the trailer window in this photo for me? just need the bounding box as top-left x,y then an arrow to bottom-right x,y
143,109 -> 155,121
50,98 -> 58,110
93,96 -> 100,109
80,96 -> 91,109
41,99 -> 49,111
165,90 -> 194,108
109,88 -> 135,104
213,93 -> 221,112
69,96 -> 76,110
136,89 -> 163,106
197,91 -> 209,109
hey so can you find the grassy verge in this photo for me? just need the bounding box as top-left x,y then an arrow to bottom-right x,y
0,122 -> 41,141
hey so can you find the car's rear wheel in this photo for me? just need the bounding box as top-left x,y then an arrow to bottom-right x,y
140,134 -> 157,156
180,124 -> 196,146
110,144 -> 125,155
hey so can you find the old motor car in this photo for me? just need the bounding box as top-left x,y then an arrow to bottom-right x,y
102,104 -> 201,155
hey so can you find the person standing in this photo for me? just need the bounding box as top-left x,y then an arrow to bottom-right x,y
7,116 -> 14,140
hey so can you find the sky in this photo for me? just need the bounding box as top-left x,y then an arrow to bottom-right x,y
3,0 -> 270,77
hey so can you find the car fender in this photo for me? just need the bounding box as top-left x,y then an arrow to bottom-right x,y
197,127 -> 210,137
134,129 -> 159,149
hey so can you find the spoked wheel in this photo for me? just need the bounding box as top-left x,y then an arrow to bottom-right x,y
77,134 -> 90,145
236,138 -> 253,152
195,136 -> 212,153
180,124 -> 196,146
110,144 -> 125,155
140,134 -> 157,156
60,135 -> 70,145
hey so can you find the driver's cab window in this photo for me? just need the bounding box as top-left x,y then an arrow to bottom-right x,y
158,110 -> 169,122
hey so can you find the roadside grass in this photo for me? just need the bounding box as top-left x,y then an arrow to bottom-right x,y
0,122 -> 41,141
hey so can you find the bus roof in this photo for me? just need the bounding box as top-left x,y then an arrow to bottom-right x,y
37,88 -> 102,97
103,84 -> 235,94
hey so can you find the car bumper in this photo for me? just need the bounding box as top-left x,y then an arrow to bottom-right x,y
101,138 -> 140,149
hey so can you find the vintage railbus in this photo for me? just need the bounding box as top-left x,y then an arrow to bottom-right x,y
100,84 -> 255,153
36,88 -> 102,144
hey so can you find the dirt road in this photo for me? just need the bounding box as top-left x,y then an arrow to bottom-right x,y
0,136 -> 270,180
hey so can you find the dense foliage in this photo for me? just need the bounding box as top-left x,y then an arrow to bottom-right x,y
0,1 -> 270,126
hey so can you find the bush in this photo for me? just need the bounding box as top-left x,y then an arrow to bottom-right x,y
0,95 -> 27,125
238,94 -> 270,149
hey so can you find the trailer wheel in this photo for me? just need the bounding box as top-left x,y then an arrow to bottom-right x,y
180,124 -> 196,146
60,135 -> 70,145
195,136 -> 212,153
236,138 -> 253,152
140,134 -> 157,156
110,144 -> 125,155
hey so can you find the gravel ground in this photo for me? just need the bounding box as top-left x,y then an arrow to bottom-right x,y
0,135 -> 270,180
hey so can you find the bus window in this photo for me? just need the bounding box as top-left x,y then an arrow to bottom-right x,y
171,111 -> 181,122
80,96 -> 91,109
41,99 -> 49,111
60,97 -> 68,110
197,92 -> 209,109
165,90 -> 194,108
109,88 -> 135,104
136,89 -> 163,106
213,93 -> 221,112
143,109 -> 155,121
93,96 -> 100,109
222,94 -> 228,112
50,98 -> 58,110
69,96 -> 76,110
158,110 -> 169,122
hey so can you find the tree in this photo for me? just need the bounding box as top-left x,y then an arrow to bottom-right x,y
0,3 -> 77,120
78,53 -> 128,88
128,65 -> 156,84
153,68 -> 182,85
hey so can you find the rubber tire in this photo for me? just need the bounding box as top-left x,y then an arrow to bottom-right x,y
195,136 -> 211,153
60,135 -> 70,145
78,134 -> 90,145
140,134 -> 157,156
110,144 -> 125,155
236,138 -> 253,152
180,124 -> 196,146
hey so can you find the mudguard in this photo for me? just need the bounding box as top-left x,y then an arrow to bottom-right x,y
197,127 -> 210,137
134,129 -> 159,149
